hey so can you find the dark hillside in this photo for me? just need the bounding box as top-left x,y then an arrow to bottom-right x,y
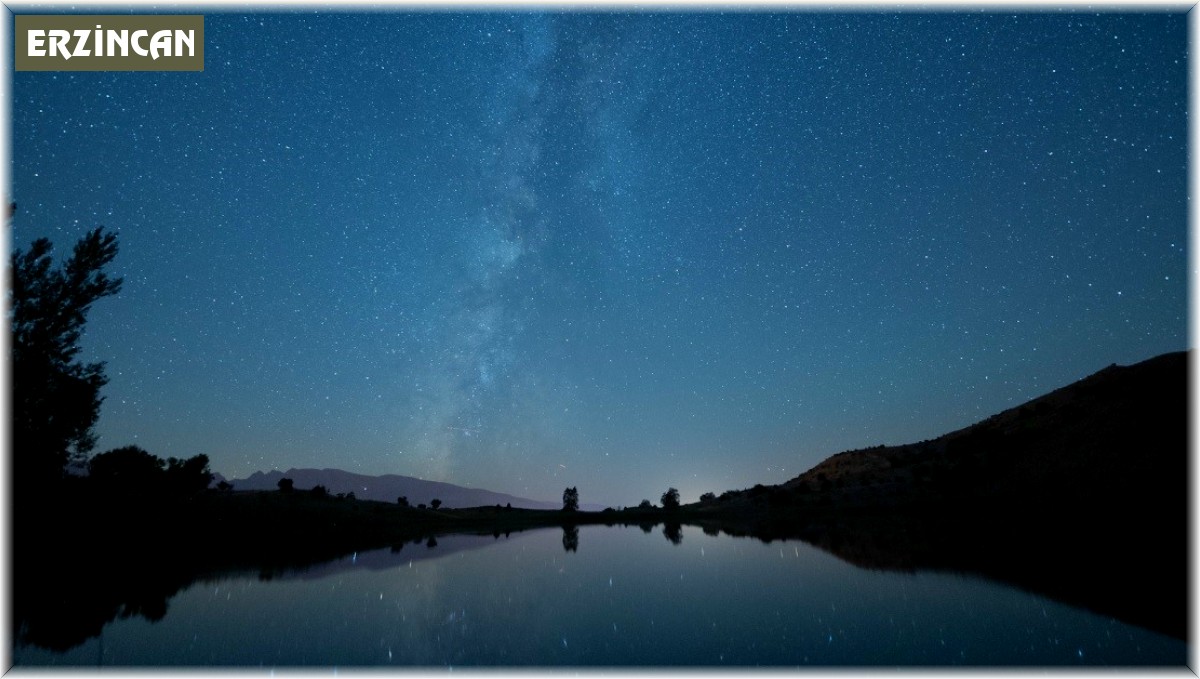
695,351 -> 1188,639
782,351 -> 1187,525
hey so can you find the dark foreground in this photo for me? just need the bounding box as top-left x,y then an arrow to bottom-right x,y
12,483 -> 1187,655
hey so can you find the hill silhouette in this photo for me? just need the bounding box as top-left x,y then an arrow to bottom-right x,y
700,351 -> 1184,516
789,350 -> 1184,517
692,350 -> 1187,639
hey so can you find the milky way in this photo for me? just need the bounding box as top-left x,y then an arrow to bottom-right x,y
10,11 -> 1188,506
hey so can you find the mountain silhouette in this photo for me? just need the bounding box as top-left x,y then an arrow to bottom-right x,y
229,467 -> 605,511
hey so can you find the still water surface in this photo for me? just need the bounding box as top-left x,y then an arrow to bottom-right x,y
14,525 -> 1186,666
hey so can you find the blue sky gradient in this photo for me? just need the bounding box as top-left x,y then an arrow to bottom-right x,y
10,11 -> 1188,506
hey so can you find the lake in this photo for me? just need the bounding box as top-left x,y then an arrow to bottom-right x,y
12,524 -> 1187,667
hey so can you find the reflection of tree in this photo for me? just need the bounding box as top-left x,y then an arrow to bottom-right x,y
15,544 -> 190,652
663,523 -> 683,545
16,533 -> 399,653
638,521 -> 654,534
562,525 -> 579,552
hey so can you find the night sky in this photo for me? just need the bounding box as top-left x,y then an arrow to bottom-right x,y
10,11 -> 1188,507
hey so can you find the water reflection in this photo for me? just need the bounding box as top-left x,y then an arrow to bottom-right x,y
12,521 -> 1187,666
12,530 -> 524,654
562,525 -> 579,552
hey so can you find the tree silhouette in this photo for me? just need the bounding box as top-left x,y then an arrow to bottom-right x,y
430,499 -> 442,510
638,499 -> 653,509
699,492 -> 716,503
661,487 -> 680,509
277,478 -> 294,493
397,495 -> 409,507
88,445 -> 163,490
164,454 -> 212,496
88,446 -> 211,499
11,227 -> 122,492
311,485 -> 329,498
562,486 -> 579,512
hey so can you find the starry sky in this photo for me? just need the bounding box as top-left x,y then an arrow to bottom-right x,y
10,10 -> 1188,507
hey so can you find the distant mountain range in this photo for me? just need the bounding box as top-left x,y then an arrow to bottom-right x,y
227,467 -> 605,511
